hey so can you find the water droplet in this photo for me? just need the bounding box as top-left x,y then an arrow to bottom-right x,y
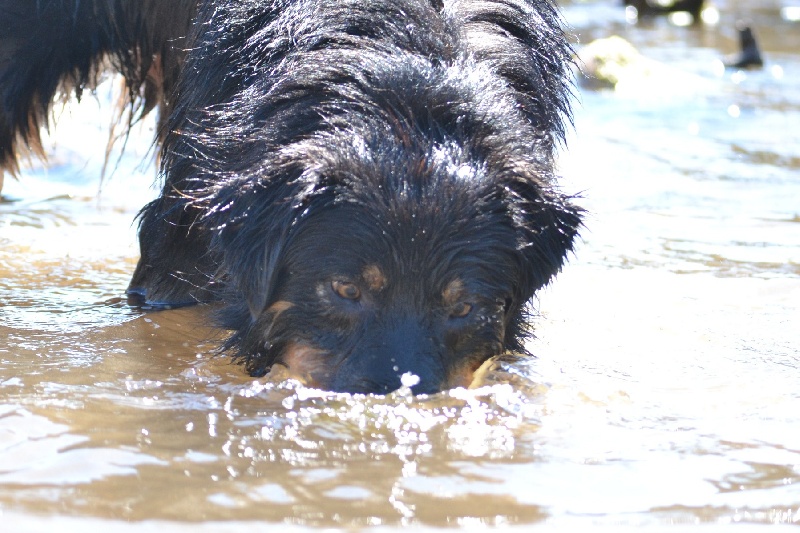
400,372 -> 420,387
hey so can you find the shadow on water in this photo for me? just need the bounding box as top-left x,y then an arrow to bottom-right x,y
1,0 -> 799,530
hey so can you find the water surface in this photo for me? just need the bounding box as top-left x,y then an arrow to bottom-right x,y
1,0 -> 799,530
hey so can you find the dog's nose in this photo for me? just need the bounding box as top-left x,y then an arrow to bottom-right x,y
329,320 -> 447,394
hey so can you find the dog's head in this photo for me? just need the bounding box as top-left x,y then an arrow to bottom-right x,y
193,31 -> 581,394
210,123 -> 580,394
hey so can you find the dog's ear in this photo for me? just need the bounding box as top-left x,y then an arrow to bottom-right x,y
452,0 -> 574,149
502,175 -> 582,296
210,175 -> 305,321
207,154 -> 337,322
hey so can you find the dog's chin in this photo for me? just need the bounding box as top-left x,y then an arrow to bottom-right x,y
264,341 -> 497,395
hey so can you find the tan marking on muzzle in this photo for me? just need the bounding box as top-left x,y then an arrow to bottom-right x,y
277,342 -> 330,388
447,357 -> 498,390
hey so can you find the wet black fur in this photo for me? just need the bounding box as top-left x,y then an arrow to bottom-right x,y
1,0 -> 582,393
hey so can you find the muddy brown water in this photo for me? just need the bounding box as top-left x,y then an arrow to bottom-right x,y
1,0 -> 799,530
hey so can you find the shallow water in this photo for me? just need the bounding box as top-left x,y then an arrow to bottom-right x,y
1,0 -> 799,530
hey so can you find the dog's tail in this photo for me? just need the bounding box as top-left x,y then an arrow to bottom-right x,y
0,0 -> 196,180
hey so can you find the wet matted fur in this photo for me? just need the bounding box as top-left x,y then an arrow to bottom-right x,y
0,0 -> 582,394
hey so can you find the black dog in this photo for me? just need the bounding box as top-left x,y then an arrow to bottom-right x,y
0,0 -> 581,394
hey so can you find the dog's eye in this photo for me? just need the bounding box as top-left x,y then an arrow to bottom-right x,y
449,301 -> 472,318
332,280 -> 361,300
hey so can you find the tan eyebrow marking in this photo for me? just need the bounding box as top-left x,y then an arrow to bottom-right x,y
267,300 -> 294,317
442,279 -> 465,306
362,264 -> 388,292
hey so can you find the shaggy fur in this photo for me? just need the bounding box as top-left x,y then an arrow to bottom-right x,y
1,0 -> 582,394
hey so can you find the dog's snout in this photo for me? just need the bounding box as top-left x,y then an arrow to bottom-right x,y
327,320 -> 446,395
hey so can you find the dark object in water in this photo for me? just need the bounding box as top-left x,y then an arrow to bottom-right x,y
724,25 -> 764,69
623,0 -> 704,20
0,0 -> 582,394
